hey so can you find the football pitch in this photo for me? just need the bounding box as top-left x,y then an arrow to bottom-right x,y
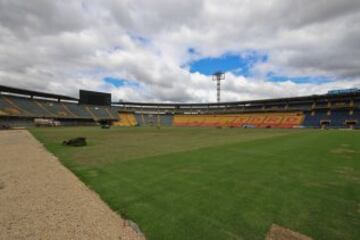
30,127 -> 360,240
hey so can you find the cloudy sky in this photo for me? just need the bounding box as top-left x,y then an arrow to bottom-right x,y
1,0 -> 360,103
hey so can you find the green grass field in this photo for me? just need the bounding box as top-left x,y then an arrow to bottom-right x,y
30,127 -> 360,240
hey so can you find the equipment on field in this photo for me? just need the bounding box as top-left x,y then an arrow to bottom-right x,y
62,137 -> 87,147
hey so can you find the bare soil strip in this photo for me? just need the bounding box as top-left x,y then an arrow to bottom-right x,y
266,224 -> 312,240
0,130 -> 144,240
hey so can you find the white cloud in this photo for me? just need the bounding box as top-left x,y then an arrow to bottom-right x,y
0,0 -> 360,102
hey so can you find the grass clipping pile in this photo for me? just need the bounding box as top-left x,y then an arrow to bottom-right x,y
0,130 -> 144,240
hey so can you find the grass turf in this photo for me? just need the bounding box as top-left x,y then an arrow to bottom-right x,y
30,127 -> 360,240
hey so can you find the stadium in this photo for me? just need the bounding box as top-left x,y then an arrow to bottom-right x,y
1,1 -> 360,240
1,84 -> 360,240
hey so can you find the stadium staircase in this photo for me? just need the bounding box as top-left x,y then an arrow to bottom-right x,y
105,108 -> 115,119
64,103 -> 93,119
0,96 -> 22,116
62,103 -> 78,118
85,106 -> 98,120
34,100 -> 57,117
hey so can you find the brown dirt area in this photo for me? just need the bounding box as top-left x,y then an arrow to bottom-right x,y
0,130 -> 145,240
266,224 -> 312,240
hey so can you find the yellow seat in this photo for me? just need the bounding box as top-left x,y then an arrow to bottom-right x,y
113,113 -> 137,127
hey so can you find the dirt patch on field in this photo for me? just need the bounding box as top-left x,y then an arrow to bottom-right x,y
266,224 -> 312,240
331,148 -> 355,154
0,130 -> 145,240
330,144 -> 356,159
335,167 -> 360,183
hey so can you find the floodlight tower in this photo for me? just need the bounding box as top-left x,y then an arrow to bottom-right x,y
212,71 -> 225,103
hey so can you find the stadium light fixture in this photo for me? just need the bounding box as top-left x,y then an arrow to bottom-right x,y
212,71 -> 225,103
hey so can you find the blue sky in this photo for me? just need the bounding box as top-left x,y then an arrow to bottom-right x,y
104,77 -> 140,88
266,72 -> 332,84
188,51 -> 332,84
188,52 -> 267,77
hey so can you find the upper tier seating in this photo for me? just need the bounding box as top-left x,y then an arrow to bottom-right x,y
174,112 -> 304,128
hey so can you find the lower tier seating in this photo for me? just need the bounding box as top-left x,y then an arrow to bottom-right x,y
303,110 -> 359,128
113,113 -> 137,126
134,114 -> 173,126
174,112 -> 304,128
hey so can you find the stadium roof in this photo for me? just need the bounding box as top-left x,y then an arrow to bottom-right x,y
113,91 -> 360,107
0,85 -> 78,101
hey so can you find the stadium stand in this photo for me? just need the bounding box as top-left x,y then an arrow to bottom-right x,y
34,100 -> 56,117
302,109 -> 360,128
134,113 -> 143,125
330,110 -> 349,127
303,111 -> 321,128
1,85 -> 360,129
160,115 -> 173,126
0,89 -> 117,127
105,107 -> 115,119
0,95 -> 20,116
12,96 -> 48,117
134,114 -> 173,126
110,107 -> 120,118
113,113 -> 137,126
86,105 -> 113,120
61,103 -> 77,118
0,117 -> 34,128
1,95 -> 31,116
37,100 -> 69,117
173,112 -> 304,128
64,103 -> 93,119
